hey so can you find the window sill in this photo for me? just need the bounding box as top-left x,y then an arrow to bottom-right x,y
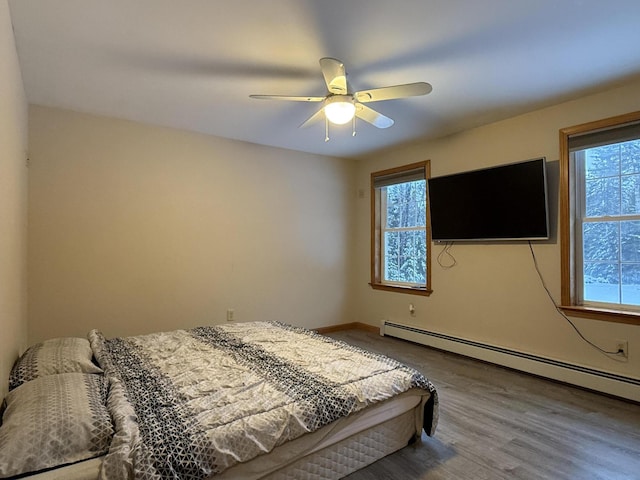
559,305 -> 640,326
369,283 -> 432,296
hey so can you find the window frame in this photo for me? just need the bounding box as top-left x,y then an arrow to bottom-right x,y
370,160 -> 432,296
559,111 -> 640,325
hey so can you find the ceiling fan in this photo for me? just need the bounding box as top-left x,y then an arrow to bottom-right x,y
250,57 -> 432,141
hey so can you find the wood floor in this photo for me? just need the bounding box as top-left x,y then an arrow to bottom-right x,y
325,329 -> 640,480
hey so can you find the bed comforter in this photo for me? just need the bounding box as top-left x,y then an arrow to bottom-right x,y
89,321 -> 438,480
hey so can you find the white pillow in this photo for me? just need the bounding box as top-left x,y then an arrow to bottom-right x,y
0,373 -> 113,478
9,337 -> 102,390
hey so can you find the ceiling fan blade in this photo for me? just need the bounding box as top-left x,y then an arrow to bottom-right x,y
355,82 -> 432,103
355,104 -> 394,129
249,95 -> 324,102
319,57 -> 348,95
299,108 -> 325,128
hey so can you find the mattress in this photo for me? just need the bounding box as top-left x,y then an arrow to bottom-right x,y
219,390 -> 425,479
24,390 -> 425,480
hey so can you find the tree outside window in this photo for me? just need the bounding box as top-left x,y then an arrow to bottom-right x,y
579,141 -> 640,307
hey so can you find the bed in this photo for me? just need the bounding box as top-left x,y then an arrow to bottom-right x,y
0,321 -> 438,479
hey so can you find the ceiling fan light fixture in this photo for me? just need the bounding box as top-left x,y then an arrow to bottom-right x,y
250,58 -> 432,134
324,95 -> 356,125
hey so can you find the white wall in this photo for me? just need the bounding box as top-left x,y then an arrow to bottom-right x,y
0,0 -> 28,399
353,80 -> 640,381
28,106 -> 355,342
19,39 -> 640,396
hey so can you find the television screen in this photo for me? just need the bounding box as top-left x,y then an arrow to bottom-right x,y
427,158 -> 549,241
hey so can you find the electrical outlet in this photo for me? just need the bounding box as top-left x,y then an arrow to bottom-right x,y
409,303 -> 416,316
616,340 -> 628,359
226,308 -> 235,322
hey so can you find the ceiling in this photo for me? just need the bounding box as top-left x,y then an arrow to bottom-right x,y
8,0 -> 640,160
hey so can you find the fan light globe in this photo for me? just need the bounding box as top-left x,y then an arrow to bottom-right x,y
324,96 -> 356,125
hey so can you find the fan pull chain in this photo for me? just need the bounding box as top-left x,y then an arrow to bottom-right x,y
325,116 -> 330,142
352,115 -> 357,136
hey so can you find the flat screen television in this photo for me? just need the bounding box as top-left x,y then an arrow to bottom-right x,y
427,158 -> 549,241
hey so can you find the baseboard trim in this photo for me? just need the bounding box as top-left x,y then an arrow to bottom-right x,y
315,322 -> 379,335
382,321 -> 640,403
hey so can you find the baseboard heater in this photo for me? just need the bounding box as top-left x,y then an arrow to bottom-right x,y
382,321 -> 640,403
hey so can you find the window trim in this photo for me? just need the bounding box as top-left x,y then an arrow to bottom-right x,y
559,111 -> 640,325
370,160 -> 432,296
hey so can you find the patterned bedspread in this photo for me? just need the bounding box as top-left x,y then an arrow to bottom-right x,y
89,321 -> 438,480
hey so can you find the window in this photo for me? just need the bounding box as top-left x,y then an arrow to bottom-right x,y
560,112 -> 640,324
370,161 -> 431,295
